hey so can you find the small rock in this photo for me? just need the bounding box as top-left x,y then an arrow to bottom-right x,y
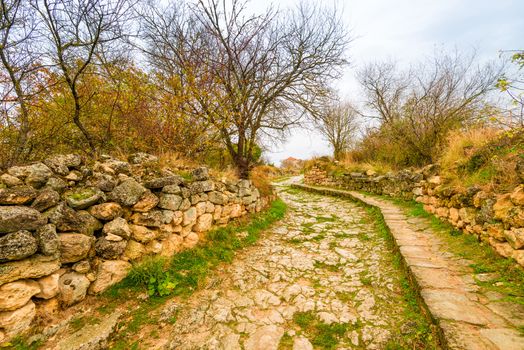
0,280 -> 41,311
102,217 -> 131,239
194,213 -> 213,232
46,203 -> 87,232
89,202 -> 123,221
144,175 -> 183,189
95,237 -> 127,259
129,225 -> 157,243
158,193 -> 183,211
244,325 -> 284,350
59,233 -> 94,263
128,152 -> 158,165
0,206 -> 46,233
65,187 -> 104,209
35,273 -> 60,299
72,260 -> 91,274
0,230 -> 38,262
110,179 -> 146,207
0,301 -> 35,339
132,191 -> 159,212
59,272 -> 90,306
189,180 -> 215,194
0,186 -> 37,205
45,177 -> 68,193
191,167 -> 209,181
31,189 -> 60,212
124,240 -> 146,260
293,337 -> 313,350
88,260 -> 131,294
0,173 -> 23,187
182,207 -> 197,226
35,224 -> 60,256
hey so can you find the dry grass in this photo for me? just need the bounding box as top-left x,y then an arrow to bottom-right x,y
439,127 -> 523,191
439,127 -> 501,175
250,165 -> 280,196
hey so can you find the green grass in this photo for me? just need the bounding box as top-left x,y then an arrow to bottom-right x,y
70,315 -> 100,332
292,311 -> 356,350
314,261 -> 339,272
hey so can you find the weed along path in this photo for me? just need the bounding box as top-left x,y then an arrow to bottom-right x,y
151,182 -> 437,349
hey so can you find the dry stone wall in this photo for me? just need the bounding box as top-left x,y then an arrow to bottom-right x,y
0,153 -> 269,342
305,164 -> 524,269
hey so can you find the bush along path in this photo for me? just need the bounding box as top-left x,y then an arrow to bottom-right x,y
136,181 -> 437,349
293,183 -> 524,350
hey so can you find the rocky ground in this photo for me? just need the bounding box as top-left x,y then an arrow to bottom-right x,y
142,182 -> 435,349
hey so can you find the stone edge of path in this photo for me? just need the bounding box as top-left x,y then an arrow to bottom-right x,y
291,183 -> 524,350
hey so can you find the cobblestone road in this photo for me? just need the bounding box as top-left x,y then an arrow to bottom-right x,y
164,184 -> 429,349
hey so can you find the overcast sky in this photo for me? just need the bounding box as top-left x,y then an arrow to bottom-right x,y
264,0 -> 524,165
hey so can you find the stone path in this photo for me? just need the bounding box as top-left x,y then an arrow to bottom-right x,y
294,184 -> 524,350
148,181 -> 436,349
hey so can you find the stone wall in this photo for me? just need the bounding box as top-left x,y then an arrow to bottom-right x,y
0,153 -> 270,342
305,164 -> 524,269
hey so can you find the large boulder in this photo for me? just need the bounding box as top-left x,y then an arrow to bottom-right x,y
31,189 -> 60,212
0,280 -> 40,311
0,186 -> 37,205
0,230 -> 38,262
110,179 -> 146,207
35,224 -> 60,256
0,301 -> 35,339
89,202 -> 123,221
88,260 -> 131,294
0,206 -> 46,233
65,187 -> 104,209
59,272 -> 90,306
0,254 -> 60,285
59,233 -> 94,263
95,237 -> 127,260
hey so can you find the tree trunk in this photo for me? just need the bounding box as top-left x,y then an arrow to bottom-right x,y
235,155 -> 250,179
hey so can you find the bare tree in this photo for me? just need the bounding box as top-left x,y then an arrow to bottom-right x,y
316,100 -> 360,161
32,0 -> 133,154
140,0 -> 350,178
0,0 -> 40,164
358,51 -> 501,165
